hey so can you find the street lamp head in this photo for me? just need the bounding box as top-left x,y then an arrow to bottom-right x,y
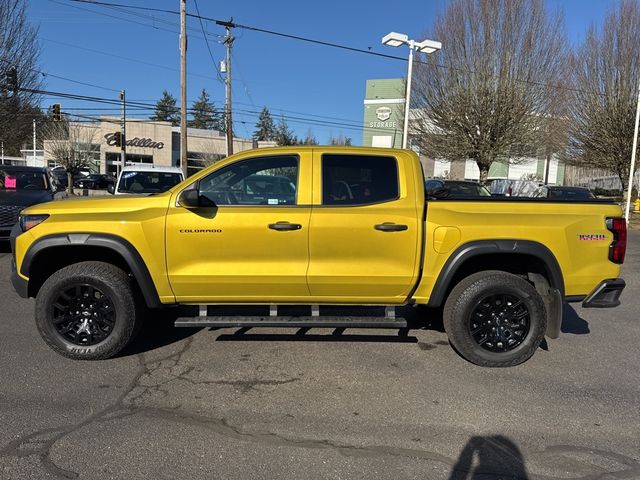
415,38 -> 442,54
382,32 -> 409,47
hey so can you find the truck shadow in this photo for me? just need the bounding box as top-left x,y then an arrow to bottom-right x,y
561,304 -> 590,334
117,303 -> 584,355
106,306 -> 449,357
0,241 -> 11,253
116,306 -> 202,357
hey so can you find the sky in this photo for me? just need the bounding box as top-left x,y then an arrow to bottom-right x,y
27,0 -> 616,145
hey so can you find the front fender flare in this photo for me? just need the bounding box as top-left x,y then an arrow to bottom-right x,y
21,233 -> 161,308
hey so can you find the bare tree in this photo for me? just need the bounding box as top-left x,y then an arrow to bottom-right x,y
412,0 -> 567,183
567,0 -> 640,194
328,134 -> 352,146
43,119 -> 100,194
0,0 -> 43,155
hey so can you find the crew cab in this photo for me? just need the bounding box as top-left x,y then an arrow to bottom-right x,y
9,147 -> 626,367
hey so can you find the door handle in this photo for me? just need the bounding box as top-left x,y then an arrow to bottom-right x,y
374,222 -> 408,232
268,222 -> 302,231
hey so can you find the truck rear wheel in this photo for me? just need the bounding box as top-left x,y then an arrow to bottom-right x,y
443,271 -> 547,367
35,261 -> 141,360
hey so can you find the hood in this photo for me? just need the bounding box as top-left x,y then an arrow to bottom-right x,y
22,191 -> 172,216
0,190 -> 53,207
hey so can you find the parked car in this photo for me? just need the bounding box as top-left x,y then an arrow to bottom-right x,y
51,168 -> 94,190
74,174 -> 115,190
425,179 -> 492,197
109,165 -> 184,195
0,166 -> 65,240
532,186 -> 595,200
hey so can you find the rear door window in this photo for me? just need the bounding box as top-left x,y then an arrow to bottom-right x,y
321,154 -> 399,206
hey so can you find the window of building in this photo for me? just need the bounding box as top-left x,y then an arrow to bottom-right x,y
321,154 -> 399,206
199,155 -> 298,206
187,152 -> 225,177
106,153 -> 153,176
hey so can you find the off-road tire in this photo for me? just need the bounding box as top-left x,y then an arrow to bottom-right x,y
443,270 -> 547,367
35,261 -> 141,360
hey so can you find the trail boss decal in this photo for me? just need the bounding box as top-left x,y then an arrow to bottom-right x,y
180,229 -> 222,233
578,234 -> 607,241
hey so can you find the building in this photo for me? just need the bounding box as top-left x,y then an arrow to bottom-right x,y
41,118 -> 274,176
362,78 -> 566,185
362,79 -> 404,149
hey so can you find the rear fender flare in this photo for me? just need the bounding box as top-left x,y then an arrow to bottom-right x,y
426,239 -> 565,308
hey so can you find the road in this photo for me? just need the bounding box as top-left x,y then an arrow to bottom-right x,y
0,234 -> 639,479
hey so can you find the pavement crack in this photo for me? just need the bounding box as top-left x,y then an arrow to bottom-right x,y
0,348 -> 151,479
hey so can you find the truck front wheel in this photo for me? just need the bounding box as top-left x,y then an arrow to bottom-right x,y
35,261 -> 142,360
443,270 -> 547,367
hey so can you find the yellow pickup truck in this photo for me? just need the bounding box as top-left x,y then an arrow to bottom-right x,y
9,147 -> 627,367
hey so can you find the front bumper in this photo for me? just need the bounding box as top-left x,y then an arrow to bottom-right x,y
9,223 -> 29,299
582,278 -> 625,308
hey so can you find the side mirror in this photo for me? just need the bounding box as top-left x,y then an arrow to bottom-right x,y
178,188 -> 216,209
107,184 -> 115,195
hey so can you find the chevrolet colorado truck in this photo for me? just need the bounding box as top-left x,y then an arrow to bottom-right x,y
9,147 -> 627,367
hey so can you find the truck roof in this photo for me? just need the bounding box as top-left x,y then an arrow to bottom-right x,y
120,165 -> 183,174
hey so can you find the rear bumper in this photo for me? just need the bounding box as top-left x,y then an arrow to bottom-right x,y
582,278 -> 625,308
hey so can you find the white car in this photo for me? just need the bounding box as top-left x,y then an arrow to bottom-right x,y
109,165 -> 184,195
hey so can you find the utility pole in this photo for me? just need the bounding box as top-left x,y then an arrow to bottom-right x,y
119,89 -> 126,177
179,0 -> 188,177
221,20 -> 234,156
32,119 -> 36,167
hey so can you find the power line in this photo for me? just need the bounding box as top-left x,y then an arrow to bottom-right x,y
192,0 -> 224,84
40,37 -> 216,81
64,0 -> 593,96
48,0 -> 221,43
29,87 -> 400,133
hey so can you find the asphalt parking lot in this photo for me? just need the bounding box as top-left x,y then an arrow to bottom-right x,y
0,233 -> 639,480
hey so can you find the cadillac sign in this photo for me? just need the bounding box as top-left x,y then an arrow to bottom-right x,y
104,133 -> 164,150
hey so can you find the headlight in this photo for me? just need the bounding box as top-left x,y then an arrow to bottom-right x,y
19,214 -> 49,232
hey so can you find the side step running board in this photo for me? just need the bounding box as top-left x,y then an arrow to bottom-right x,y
174,316 -> 407,329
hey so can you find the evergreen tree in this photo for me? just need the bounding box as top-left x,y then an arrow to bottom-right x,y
150,90 -> 180,126
274,116 -> 297,146
188,88 -> 222,130
253,107 -> 276,141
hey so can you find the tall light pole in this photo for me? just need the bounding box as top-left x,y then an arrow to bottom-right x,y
381,32 -> 441,149
624,77 -> 640,224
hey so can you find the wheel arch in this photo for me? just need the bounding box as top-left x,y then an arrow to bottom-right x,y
426,239 -> 565,309
22,233 -> 161,308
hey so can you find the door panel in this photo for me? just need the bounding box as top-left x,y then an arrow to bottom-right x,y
166,152 -> 312,303
307,152 -> 421,302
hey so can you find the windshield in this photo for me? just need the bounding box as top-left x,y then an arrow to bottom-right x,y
0,169 -> 48,191
117,171 -> 182,194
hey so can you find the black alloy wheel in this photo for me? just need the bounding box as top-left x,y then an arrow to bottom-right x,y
52,283 -> 116,346
469,294 -> 530,353
443,270 -> 547,367
35,261 -> 142,360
